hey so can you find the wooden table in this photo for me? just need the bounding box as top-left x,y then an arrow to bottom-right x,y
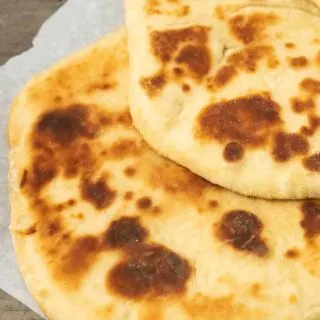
0,1 -> 66,318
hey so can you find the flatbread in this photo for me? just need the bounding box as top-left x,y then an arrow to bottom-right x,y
8,28 -> 320,320
125,0 -> 320,199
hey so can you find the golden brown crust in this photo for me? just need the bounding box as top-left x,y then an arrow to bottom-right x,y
126,0 -> 320,199
9,25 -> 320,320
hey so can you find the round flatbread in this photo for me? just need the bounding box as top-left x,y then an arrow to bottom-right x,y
125,0 -> 320,199
8,28 -> 320,320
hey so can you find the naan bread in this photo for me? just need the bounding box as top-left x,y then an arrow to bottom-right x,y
8,29 -> 320,320
125,0 -> 320,199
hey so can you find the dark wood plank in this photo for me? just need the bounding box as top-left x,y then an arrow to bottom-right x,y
0,289 -> 43,320
0,0 -> 66,65
0,1 -> 67,318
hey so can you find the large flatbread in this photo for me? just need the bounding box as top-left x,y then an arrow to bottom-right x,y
8,28 -> 320,320
125,0 -> 320,199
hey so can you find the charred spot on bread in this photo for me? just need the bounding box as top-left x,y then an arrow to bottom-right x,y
216,210 -> 269,257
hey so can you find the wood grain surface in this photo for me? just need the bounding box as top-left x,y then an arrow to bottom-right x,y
0,1 -> 66,319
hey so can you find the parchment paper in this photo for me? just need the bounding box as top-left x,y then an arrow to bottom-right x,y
0,0 -> 123,315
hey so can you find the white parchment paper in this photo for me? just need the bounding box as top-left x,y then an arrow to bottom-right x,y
0,0 -> 123,315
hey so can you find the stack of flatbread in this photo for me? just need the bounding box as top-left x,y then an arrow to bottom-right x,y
7,1 -> 320,319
